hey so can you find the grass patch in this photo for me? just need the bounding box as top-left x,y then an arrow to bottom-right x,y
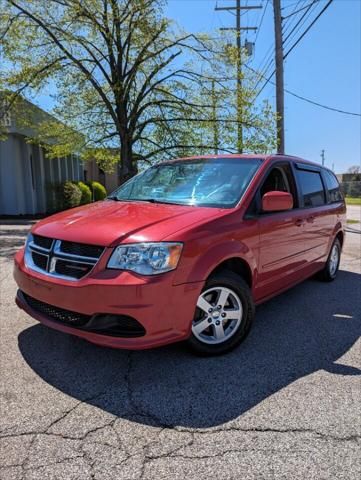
346,197 -> 361,205
347,219 -> 360,224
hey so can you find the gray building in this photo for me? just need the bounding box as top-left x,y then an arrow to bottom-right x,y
0,96 -> 83,215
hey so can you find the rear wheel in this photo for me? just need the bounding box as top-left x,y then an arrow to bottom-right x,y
187,271 -> 255,356
319,237 -> 341,282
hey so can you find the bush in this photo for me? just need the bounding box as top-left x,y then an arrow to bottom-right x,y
62,181 -> 82,209
77,181 -> 92,205
89,181 -> 107,201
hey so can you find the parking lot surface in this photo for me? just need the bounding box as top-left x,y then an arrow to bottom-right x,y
0,213 -> 360,480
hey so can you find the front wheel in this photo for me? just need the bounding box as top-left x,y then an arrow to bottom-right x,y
318,237 -> 341,282
187,271 -> 255,356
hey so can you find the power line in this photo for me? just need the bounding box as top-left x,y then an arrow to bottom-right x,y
255,0 -> 334,97
254,0 -> 270,44
283,89 -> 361,117
282,0 -> 317,20
284,0 -> 333,59
281,0 -> 305,10
283,3 -> 319,52
283,1 -> 320,52
245,64 -> 361,117
283,0 -> 317,44
282,0 -> 307,37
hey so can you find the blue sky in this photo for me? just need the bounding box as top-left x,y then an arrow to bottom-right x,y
34,0 -> 360,173
165,0 -> 361,173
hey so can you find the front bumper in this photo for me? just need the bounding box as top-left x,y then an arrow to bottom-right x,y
14,249 -> 203,349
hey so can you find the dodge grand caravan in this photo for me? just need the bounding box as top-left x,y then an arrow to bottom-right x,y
14,155 -> 346,355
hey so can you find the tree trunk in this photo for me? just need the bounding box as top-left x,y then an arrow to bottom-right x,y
119,133 -> 137,184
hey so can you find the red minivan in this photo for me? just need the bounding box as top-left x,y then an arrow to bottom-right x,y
14,155 -> 346,355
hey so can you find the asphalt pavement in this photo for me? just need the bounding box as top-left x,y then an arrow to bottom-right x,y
0,210 -> 360,480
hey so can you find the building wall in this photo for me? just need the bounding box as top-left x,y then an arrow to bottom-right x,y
83,160 -> 120,194
0,135 -> 34,215
0,133 -> 83,215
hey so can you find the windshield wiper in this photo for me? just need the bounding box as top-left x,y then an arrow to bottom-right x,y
133,198 -> 182,205
107,196 -> 123,201
108,196 -> 182,205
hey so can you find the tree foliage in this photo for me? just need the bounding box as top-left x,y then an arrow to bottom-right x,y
1,0 -> 276,180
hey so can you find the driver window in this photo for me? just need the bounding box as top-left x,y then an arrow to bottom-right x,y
260,165 -> 297,209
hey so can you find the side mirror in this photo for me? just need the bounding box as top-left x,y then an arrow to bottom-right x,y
262,191 -> 293,212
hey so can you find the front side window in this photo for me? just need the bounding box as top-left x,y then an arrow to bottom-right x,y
109,158 -> 262,208
258,164 -> 298,210
296,168 -> 325,207
323,170 -> 343,203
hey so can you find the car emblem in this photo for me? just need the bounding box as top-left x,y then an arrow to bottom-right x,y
49,256 -> 57,273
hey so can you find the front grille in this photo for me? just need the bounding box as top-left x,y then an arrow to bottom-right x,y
22,292 -> 90,326
60,241 -> 104,259
32,252 -> 48,270
33,234 -> 53,250
25,234 -> 105,281
54,259 -> 93,280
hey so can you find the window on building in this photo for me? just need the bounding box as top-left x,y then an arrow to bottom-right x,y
296,168 -> 325,208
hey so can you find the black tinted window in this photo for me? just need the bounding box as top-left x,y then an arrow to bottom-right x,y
296,169 -> 325,207
323,170 -> 343,203
260,164 -> 298,209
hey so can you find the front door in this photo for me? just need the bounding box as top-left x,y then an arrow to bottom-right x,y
253,162 -> 311,302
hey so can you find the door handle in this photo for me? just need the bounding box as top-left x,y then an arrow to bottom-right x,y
295,218 -> 304,227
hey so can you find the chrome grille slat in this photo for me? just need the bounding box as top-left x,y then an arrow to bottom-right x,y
25,234 -> 104,281
28,242 -> 52,255
53,240 -> 99,263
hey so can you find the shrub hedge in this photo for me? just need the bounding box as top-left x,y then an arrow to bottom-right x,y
62,181 -> 82,209
47,180 -> 107,212
88,181 -> 107,201
77,181 -> 92,204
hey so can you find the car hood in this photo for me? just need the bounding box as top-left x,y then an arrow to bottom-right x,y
32,200 -> 223,246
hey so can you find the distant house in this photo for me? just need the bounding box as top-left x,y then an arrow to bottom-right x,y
0,96 -> 120,215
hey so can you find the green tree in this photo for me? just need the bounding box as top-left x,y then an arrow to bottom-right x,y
147,39 -> 277,159
1,0 -> 212,177
1,0 -> 276,179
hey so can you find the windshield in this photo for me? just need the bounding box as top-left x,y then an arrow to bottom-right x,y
109,158 -> 262,208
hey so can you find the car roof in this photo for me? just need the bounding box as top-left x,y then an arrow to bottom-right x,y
170,154 -> 269,161
163,154 -> 323,169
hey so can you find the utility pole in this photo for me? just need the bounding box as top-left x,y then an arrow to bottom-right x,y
236,0 -> 242,154
216,1 -> 261,153
211,80 -> 219,155
321,149 -> 325,166
273,0 -> 285,154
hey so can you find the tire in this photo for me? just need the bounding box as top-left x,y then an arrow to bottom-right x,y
187,270 -> 255,356
318,237 -> 341,282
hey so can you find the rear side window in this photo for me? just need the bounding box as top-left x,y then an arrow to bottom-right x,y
296,168 -> 325,208
323,170 -> 343,203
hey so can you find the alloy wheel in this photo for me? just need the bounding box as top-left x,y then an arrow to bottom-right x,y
192,286 -> 243,345
329,242 -> 340,276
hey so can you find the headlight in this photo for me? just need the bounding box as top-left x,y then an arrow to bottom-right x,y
107,242 -> 183,275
